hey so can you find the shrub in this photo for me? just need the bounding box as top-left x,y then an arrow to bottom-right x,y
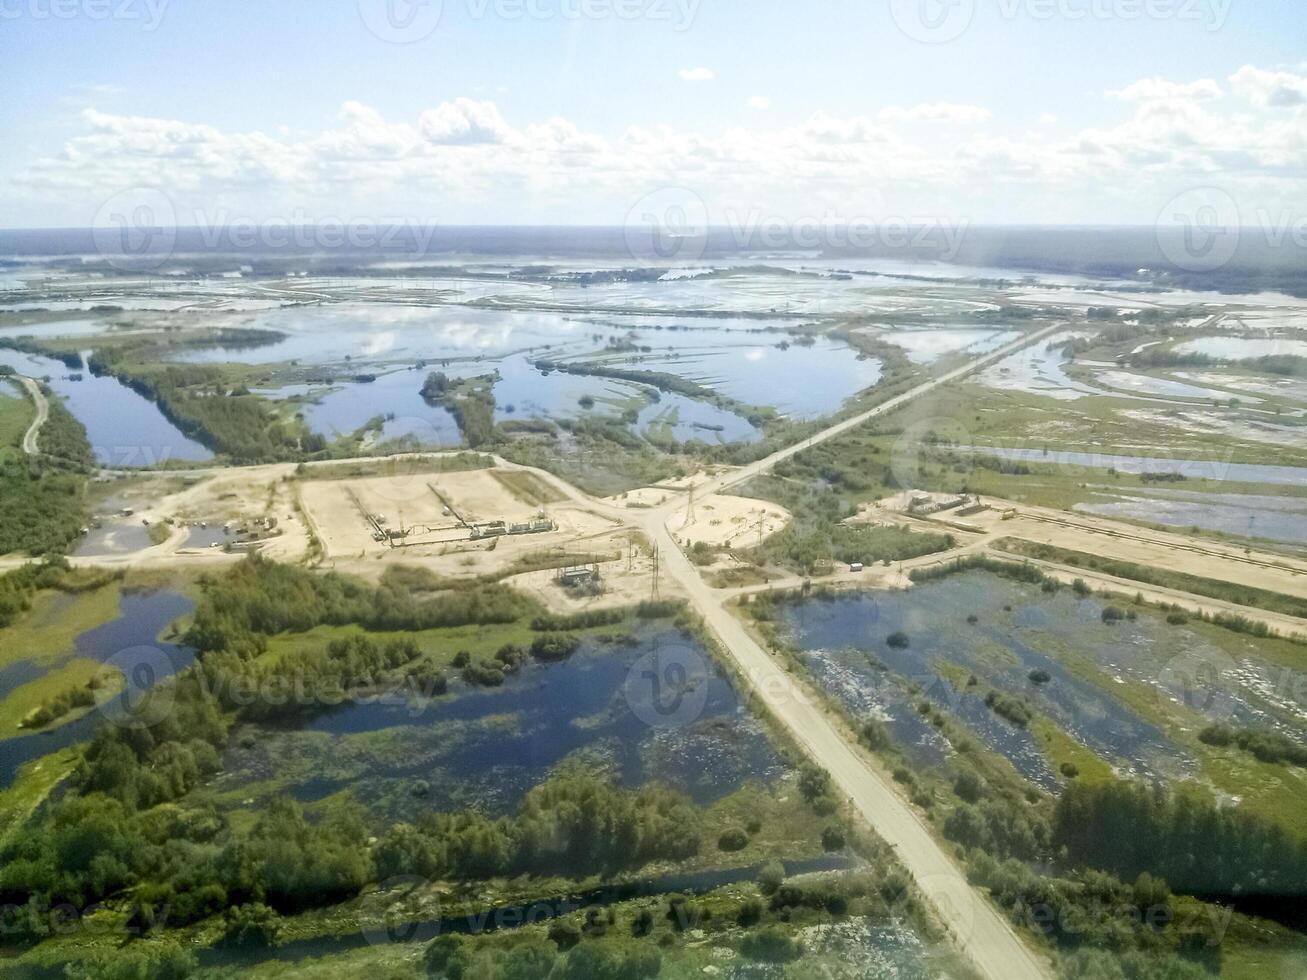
740,926 -> 803,963
758,860 -> 786,896
223,903 -> 283,948
886,631 -> 910,649
821,826 -> 846,851
954,770 -> 986,803
718,828 -> 749,852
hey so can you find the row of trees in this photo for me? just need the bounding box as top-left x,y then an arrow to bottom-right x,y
1053,781 -> 1307,899
375,770 -> 701,882
185,558 -> 536,654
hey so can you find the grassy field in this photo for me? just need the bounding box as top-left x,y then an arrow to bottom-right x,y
0,379 -> 32,451
489,468 -> 567,505
993,538 -> 1307,621
0,656 -> 121,732
0,580 -> 122,671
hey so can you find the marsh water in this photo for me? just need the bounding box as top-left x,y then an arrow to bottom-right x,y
0,348 -> 211,465
781,572 -> 1206,787
214,627 -> 786,821
0,591 -> 195,786
1076,486 -> 1307,546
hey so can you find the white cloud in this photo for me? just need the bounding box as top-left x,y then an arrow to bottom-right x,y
877,102 -> 992,124
747,96 -> 771,111
418,98 -> 511,145
677,67 -> 715,82
9,67 -> 1307,226
1229,65 -> 1307,108
1108,77 -> 1223,102
1038,113 -> 1058,125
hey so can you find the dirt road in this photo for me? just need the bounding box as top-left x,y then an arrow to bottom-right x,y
690,321 -> 1066,500
633,509 -> 1051,980
17,376 -> 47,456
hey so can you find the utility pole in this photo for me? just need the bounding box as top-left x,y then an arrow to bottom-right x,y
650,544 -> 660,600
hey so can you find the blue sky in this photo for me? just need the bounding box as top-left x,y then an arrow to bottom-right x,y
1,0 -> 1304,228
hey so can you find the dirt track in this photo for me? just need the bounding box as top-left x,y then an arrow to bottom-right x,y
17,376 -> 47,455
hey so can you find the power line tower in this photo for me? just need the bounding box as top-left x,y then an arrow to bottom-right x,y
650,544 -> 660,600
682,486 -> 696,529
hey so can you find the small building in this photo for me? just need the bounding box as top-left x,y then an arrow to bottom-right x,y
848,562 -> 864,573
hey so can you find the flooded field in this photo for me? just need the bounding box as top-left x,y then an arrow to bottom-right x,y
579,328 -> 882,418
1075,486 -> 1307,545
0,347 -> 212,465
1175,336 -> 1307,360
783,573 -> 1199,787
0,590 -> 194,786
974,446 -> 1307,485
212,627 -> 785,821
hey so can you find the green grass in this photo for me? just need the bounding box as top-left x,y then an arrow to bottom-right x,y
0,657 -> 121,732
257,617 -> 544,671
1029,716 -> 1114,785
994,538 -> 1307,621
0,745 -> 80,849
0,379 -> 32,450
0,581 -> 122,671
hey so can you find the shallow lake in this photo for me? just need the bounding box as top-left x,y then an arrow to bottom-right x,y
781,573 -> 1208,787
1175,336 -> 1307,361
973,446 -> 1307,486
0,348 -> 212,466
581,329 -> 882,418
0,591 -> 195,787
214,628 -> 785,820
1075,487 -> 1307,545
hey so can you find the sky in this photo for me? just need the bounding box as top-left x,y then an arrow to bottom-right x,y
0,0 -> 1305,230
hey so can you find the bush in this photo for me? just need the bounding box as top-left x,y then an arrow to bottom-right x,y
758,860 -> 786,896
821,826 -> 846,851
1101,606 -> 1126,623
223,903 -> 283,948
548,921 -> 582,950
1060,762 -> 1080,779
530,633 -> 581,661
718,828 -> 749,852
954,770 -> 986,803
740,926 -> 803,963
886,631 -> 910,649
